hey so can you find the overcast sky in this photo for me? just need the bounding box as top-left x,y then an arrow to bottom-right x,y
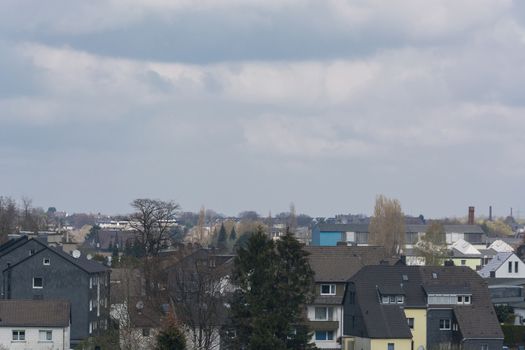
1,0 -> 524,218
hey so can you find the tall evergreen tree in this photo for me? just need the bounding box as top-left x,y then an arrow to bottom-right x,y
218,223 -> 228,251
229,225 -> 237,241
229,227 -> 316,350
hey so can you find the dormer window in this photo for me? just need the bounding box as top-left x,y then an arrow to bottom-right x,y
381,294 -> 404,304
320,284 -> 336,295
457,295 -> 471,304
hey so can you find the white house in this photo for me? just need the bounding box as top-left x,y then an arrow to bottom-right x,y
0,300 -> 70,350
478,252 -> 525,279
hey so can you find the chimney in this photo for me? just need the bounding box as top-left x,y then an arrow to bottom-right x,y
468,206 -> 475,225
489,206 -> 493,221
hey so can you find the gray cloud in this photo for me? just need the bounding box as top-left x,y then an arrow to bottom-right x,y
0,1 -> 524,217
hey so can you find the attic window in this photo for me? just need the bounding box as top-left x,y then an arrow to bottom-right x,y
402,274 -> 408,281
43,258 -> 50,266
432,272 -> 438,279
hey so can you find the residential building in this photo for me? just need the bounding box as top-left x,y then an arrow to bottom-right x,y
0,299 -> 70,350
343,265 -> 503,350
304,246 -> 401,349
478,252 -> 525,279
0,237 -> 110,346
311,223 -> 487,249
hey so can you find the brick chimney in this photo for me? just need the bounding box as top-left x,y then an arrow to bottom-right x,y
468,206 -> 475,225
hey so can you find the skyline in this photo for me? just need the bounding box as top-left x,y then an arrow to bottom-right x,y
1,1 -> 524,218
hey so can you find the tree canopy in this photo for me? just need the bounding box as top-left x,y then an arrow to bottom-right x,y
369,194 -> 406,256
229,227 -> 315,350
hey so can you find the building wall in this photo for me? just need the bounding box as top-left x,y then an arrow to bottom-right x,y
307,304 -> 343,349
451,258 -> 480,271
426,309 -> 460,349
495,255 -> 525,278
4,248 -> 110,345
348,336 -> 371,350
370,338 -> 412,350
0,240 -> 45,297
0,326 -> 70,350
404,308 -> 426,350
319,232 -> 344,246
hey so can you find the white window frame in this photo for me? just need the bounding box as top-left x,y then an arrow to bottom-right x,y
33,277 -> 43,289
320,284 -> 336,295
39,330 -> 52,341
314,330 -> 334,341
396,295 -> 404,304
407,317 -> 414,329
43,257 -> 50,266
439,318 -> 451,330
12,330 -> 26,341
314,306 -> 334,321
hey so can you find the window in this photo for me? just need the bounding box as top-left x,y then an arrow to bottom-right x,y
432,272 -> 438,279
12,330 -> 25,341
457,295 -> 471,304
461,260 -> 466,266
39,330 -> 52,341
481,344 -> 488,350
396,295 -> 404,304
382,296 -> 389,304
89,322 -> 93,334
509,261 -> 512,273
142,328 -> 151,337
516,261 -> 519,273
33,277 -> 43,289
388,343 -> 395,350
315,331 -> 334,341
439,319 -> 451,330
389,296 -> 396,303
320,284 -> 336,295
89,277 -> 93,289
29,249 -> 35,256
314,307 -> 334,321
407,318 -> 414,329
43,258 -> 50,266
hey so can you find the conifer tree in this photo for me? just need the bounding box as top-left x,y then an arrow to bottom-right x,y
218,223 -> 227,251
229,225 -> 237,241
229,227 -> 316,350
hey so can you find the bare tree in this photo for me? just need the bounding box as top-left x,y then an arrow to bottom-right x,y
168,250 -> 231,350
415,222 -> 448,265
129,199 -> 180,298
0,196 -> 17,241
130,199 -> 180,257
369,194 -> 406,256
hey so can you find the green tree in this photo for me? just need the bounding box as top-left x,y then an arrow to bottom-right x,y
218,223 -> 228,251
230,227 -> 316,350
156,324 -> 187,350
229,226 -> 237,241
495,304 -> 515,324
415,222 -> 448,266
369,194 -> 406,256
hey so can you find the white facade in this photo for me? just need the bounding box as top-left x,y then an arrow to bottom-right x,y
479,252 -> 525,278
0,326 -> 70,350
307,304 -> 343,349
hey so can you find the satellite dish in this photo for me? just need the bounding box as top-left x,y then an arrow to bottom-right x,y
136,300 -> 144,310
86,254 -> 93,260
72,250 -> 81,259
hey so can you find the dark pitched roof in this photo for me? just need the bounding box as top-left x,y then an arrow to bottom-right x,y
304,246 -> 395,282
0,300 -> 70,327
127,298 -> 163,328
3,239 -> 108,274
49,246 -> 108,273
349,265 -> 502,340
0,236 -> 29,257
454,305 -> 503,339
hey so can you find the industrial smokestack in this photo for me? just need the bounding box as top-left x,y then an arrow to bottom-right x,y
468,206 -> 475,225
489,206 -> 493,221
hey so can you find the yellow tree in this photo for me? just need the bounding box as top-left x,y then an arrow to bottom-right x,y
369,195 -> 406,256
